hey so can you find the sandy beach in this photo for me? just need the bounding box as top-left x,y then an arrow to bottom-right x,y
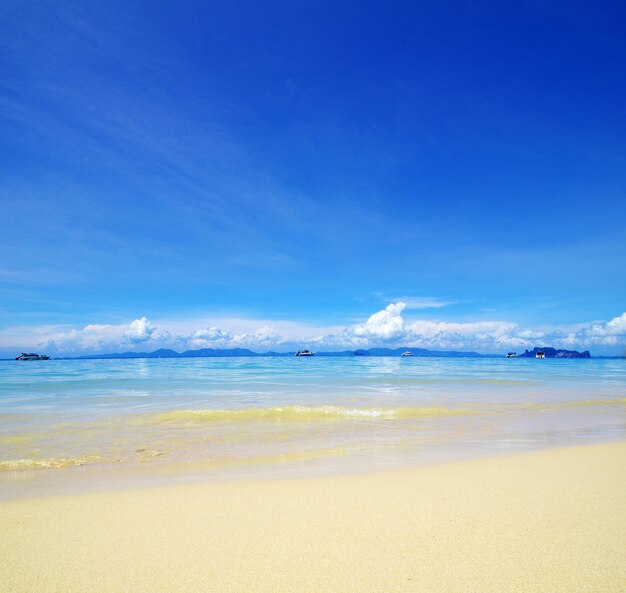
1,441 -> 625,593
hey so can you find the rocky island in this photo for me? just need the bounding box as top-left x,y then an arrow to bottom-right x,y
519,347 -> 591,358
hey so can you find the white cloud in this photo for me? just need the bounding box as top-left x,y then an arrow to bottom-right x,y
192,327 -> 229,341
9,317 -> 173,354
351,302 -> 407,341
606,312 -> 626,333
124,317 -> 169,343
188,325 -> 285,350
548,312 -> 626,349
189,326 -> 233,348
51,324 -> 125,351
322,303 -> 626,353
230,326 -> 284,348
587,312 -> 626,337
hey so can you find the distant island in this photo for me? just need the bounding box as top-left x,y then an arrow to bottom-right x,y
518,347 -> 591,359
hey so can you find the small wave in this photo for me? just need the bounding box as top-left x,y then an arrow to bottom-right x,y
571,396 -> 626,406
150,405 -> 469,424
513,397 -> 626,411
0,414 -> 38,424
0,455 -> 103,471
0,435 -> 33,445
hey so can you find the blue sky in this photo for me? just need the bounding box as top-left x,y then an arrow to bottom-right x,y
1,0 -> 625,355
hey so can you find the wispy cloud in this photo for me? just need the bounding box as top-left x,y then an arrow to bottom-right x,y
389,296 -> 456,309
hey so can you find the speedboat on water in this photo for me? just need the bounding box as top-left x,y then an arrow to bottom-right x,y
16,352 -> 50,360
295,350 -> 315,357
401,351 -> 414,357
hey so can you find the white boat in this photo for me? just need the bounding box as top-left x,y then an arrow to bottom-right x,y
401,351 -> 414,357
295,350 -> 315,357
535,350 -> 545,359
506,352 -> 518,358
16,352 -> 50,361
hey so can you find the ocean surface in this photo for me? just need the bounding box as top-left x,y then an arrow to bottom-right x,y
1,356 -> 625,496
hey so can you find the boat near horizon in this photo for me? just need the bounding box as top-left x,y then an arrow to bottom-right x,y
15,353 -> 50,361
401,351 -> 414,357
295,350 -> 315,357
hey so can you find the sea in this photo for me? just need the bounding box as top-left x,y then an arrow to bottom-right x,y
1,356 -> 624,497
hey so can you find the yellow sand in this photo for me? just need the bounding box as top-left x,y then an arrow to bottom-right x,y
1,442 -> 625,593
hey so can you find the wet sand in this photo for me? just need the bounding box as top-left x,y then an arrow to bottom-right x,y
1,441 -> 625,593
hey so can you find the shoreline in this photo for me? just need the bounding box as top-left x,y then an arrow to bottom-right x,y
2,440 -> 625,592
3,433 -> 624,503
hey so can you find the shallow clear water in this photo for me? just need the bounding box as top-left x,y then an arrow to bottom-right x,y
1,357 -> 625,495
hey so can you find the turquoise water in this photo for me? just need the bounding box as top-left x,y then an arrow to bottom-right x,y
1,357 -> 625,494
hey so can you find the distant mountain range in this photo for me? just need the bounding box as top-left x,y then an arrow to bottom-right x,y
70,346 -> 490,359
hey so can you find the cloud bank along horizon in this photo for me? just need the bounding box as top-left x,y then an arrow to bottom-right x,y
2,303 -> 625,356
